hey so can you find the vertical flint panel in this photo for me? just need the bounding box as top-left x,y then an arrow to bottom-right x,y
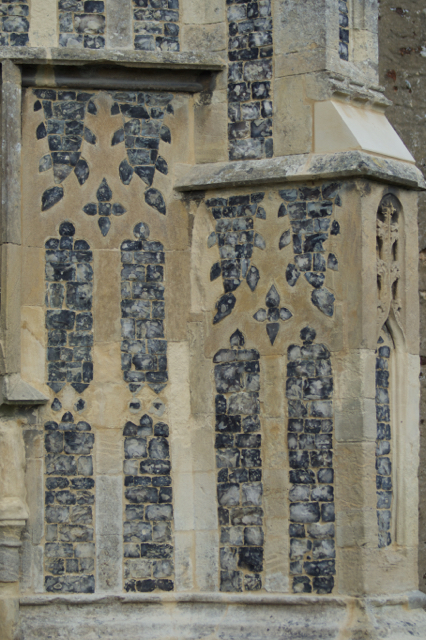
58,0 -> 106,49
338,0 -> 349,60
375,335 -> 393,547
226,0 -> 273,161
214,332 -> 264,592
287,328 -> 336,595
132,0 -> 180,52
44,413 -> 95,593
45,223 -> 94,395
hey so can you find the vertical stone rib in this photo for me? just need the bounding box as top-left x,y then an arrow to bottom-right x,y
106,0 -> 132,49
287,327 -> 336,594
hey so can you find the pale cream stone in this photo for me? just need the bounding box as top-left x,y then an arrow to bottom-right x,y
173,472 -> 194,532
275,49 -> 328,79
93,343 -> 122,384
191,421 -> 216,473
181,24 -> 226,54
21,306 -> 46,394
25,458 -> 43,545
194,530 -> 219,592
28,0 -> 57,47
106,0 -> 132,49
314,101 -> 415,162
174,530 -> 194,591
333,350 -> 376,401
262,356 -> 285,418
262,418 -> 287,470
21,248 -> 45,307
193,471 -> 217,530
188,323 -> 213,418
0,243 -> 22,375
0,420 -> 28,526
0,583 -> 19,640
273,75 -> 313,157
334,396 -> 377,442
166,250 -> 191,342
93,251 -> 121,345
96,429 -> 123,476
181,0 -> 225,25
194,99 -> 228,164
87,384 -> 132,430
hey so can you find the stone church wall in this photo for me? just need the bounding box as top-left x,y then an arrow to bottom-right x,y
0,0 -> 424,638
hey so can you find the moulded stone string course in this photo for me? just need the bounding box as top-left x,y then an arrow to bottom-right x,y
214,330 -> 264,593
132,0 -> 180,52
44,412 -> 95,593
226,0 -> 273,161
121,222 -> 168,396
376,334 -> 393,548
122,414 -> 175,593
45,222 -> 94,395
286,327 -> 336,595
278,183 -> 341,317
58,0 -> 106,49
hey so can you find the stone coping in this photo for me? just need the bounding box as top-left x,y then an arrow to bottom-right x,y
20,590 -> 426,610
0,47 -> 225,70
174,151 -> 426,192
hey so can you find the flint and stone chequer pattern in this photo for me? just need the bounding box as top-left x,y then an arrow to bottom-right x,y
123,414 -> 174,592
205,193 -> 266,324
45,222 -> 94,395
0,0 -> 29,45
287,327 -> 336,595
44,412 -> 95,593
121,223 -> 167,396
34,89 -> 97,210
214,330 -> 264,593
376,334 -> 393,548
339,0 -> 349,60
58,0 -> 106,49
110,91 -> 174,216
226,0 -> 273,161
132,0 -> 179,52
278,184 -> 341,317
